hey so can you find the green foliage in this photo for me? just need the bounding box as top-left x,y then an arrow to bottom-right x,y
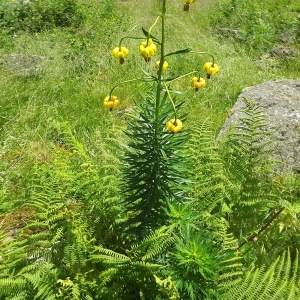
0,0 -> 299,299
191,97 -> 277,233
0,122 -> 123,299
219,98 -> 277,235
91,225 -> 174,300
190,97 -> 300,265
0,0 -> 84,34
211,0 -> 299,53
188,119 -> 236,216
167,225 -> 240,299
165,203 -> 243,299
224,249 -> 300,299
122,84 -> 190,233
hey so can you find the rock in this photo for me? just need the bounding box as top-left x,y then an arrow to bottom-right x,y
219,80 -> 300,174
269,46 -> 298,58
1,54 -> 47,77
279,30 -> 295,43
215,27 -> 243,40
254,54 -> 280,68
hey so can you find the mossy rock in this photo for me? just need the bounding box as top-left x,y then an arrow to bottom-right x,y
1,54 -> 48,77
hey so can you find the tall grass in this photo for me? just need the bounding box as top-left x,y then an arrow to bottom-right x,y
1,0 -> 298,212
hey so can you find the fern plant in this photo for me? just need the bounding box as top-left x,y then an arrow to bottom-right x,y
190,96 -> 300,266
0,121 -> 124,299
188,118 -> 237,216
222,249 -> 300,300
0,162 -> 94,299
91,225 -> 175,299
217,98 -> 298,258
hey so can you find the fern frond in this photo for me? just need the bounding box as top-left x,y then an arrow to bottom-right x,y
50,120 -> 88,159
215,97 -> 286,243
0,278 -> 27,295
91,223 -> 175,299
189,119 -> 236,214
130,225 -> 175,260
92,247 -> 130,264
222,249 -> 300,300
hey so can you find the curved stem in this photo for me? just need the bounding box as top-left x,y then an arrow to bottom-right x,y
190,51 -> 215,65
149,16 -> 160,36
109,78 -> 147,97
119,36 -> 146,48
163,83 -> 177,120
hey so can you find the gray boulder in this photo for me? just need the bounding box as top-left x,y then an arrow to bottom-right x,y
219,79 -> 300,174
1,54 -> 47,77
269,46 -> 299,59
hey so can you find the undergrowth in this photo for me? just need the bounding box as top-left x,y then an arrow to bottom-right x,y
0,0 -> 299,299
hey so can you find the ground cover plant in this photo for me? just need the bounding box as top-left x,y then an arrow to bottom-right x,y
0,0 -> 299,299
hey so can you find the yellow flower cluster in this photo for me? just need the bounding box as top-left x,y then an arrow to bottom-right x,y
103,95 -> 120,110
191,77 -> 206,91
112,38 -> 158,64
204,62 -> 220,78
139,38 -> 157,62
112,46 -> 129,64
166,119 -> 183,133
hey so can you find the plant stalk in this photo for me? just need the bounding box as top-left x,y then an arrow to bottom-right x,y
152,0 -> 167,207
238,207 -> 285,249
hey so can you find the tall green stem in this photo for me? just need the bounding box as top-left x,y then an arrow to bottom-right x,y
153,0 -> 166,204
156,1 -> 166,84
155,0 -> 166,126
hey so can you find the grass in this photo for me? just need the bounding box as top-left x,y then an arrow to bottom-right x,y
0,0 -> 299,212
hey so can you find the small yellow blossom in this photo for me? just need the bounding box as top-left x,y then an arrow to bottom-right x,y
166,119 -> 183,133
203,62 -> 220,78
191,77 -> 206,90
155,60 -> 169,70
112,46 -> 129,64
139,38 -> 157,62
103,95 -> 120,109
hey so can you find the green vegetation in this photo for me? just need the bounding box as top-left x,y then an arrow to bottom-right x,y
211,0 -> 299,51
0,0 -> 299,299
0,0 -> 84,35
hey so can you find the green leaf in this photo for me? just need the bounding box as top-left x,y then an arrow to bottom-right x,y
142,27 -> 161,44
161,87 -> 184,95
164,48 -> 192,57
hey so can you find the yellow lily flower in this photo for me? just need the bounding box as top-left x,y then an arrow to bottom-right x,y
166,119 -> 183,133
103,95 -> 120,110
